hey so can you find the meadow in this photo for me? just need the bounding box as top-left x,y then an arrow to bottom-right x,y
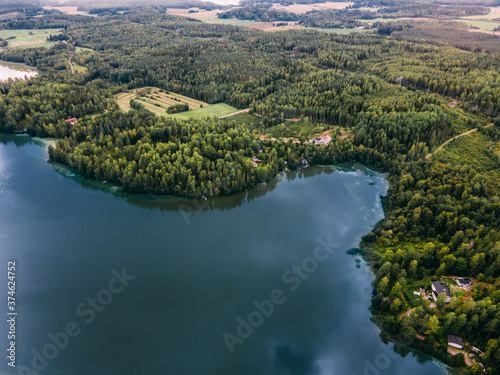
115,87 -> 238,119
0,29 -> 62,49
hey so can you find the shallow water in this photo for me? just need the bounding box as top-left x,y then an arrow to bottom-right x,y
0,61 -> 37,81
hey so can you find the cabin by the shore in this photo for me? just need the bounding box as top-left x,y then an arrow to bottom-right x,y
448,335 -> 464,349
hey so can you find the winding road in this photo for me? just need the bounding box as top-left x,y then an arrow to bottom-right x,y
68,57 -> 74,74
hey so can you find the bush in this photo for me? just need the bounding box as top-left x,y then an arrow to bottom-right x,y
166,103 -> 189,114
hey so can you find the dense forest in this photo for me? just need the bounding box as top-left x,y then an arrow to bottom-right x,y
0,4 -> 500,374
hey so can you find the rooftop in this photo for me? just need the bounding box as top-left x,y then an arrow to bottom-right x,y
448,335 -> 464,347
432,281 -> 451,297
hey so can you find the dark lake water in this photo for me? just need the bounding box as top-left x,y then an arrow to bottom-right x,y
0,134 -> 447,375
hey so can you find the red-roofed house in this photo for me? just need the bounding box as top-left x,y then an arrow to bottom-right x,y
65,118 -> 77,126
251,156 -> 261,163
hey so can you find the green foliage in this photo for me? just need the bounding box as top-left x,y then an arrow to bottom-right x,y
0,8 -> 499,372
166,103 -> 189,114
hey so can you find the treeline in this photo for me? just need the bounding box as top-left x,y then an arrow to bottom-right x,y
0,14 -> 95,30
218,6 -> 299,22
352,0 -> 499,6
378,20 -> 500,53
224,1 -> 492,28
376,4 -> 490,19
297,10 -> 369,29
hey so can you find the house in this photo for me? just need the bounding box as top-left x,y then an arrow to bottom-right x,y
251,156 -> 261,163
432,281 -> 452,303
314,137 -> 324,145
448,335 -> 464,349
457,278 -> 472,287
65,118 -> 77,126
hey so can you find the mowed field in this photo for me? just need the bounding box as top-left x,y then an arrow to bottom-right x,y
271,2 -> 353,14
115,87 -> 238,119
42,6 -> 89,16
0,29 -> 62,49
167,2 -> 354,31
456,19 -> 500,31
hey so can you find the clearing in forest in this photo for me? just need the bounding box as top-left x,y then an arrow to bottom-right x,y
0,29 -> 62,49
433,131 -> 500,190
115,87 -> 238,119
271,2 -> 354,14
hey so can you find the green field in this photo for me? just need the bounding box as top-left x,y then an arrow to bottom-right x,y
72,61 -> 88,73
115,87 -> 237,119
166,103 -> 238,120
462,13 -> 500,21
363,18 -> 400,24
201,16 -> 260,27
0,29 -> 62,49
456,19 -> 500,31
302,26 -> 372,34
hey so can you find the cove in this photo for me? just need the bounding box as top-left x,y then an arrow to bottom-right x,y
0,134 -> 447,375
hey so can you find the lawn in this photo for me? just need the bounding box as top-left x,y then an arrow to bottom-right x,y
72,61 -> 88,73
300,26 -> 372,34
455,19 -> 500,31
166,103 -> 238,120
363,18 -> 400,24
201,16 -> 261,27
115,87 -> 237,120
0,29 -> 62,49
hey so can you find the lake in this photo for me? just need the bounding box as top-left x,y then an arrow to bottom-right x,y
0,134 -> 448,375
0,61 -> 37,81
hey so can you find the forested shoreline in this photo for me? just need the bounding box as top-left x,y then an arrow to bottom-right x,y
0,6 -> 500,374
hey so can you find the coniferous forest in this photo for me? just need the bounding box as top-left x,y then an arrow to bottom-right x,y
1,2 -> 500,373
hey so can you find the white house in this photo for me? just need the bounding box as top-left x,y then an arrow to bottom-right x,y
457,278 -> 472,287
448,335 -> 464,349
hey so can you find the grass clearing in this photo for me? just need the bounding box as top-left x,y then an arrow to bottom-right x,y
0,29 -> 62,49
271,2 -> 353,14
363,18 -> 400,24
202,16 -> 261,27
42,6 -> 90,16
167,103 -> 238,120
115,87 -> 237,120
300,26 -> 372,34
71,61 -> 87,73
455,19 -> 500,31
